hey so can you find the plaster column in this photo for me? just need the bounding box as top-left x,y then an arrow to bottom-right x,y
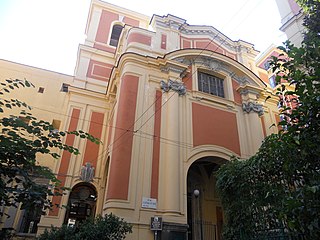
162,91 -> 181,213
245,108 -> 265,154
240,89 -> 265,155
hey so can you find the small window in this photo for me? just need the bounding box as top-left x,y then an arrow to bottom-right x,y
109,24 -> 123,47
38,87 -> 45,93
61,83 -> 69,92
198,72 -> 224,98
19,116 -> 30,124
52,119 -> 61,130
269,75 -> 276,88
49,119 -> 61,136
264,61 -> 271,70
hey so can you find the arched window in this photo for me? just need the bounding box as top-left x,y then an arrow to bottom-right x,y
109,24 -> 123,47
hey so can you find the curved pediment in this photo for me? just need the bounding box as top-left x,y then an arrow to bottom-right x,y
165,49 -> 266,89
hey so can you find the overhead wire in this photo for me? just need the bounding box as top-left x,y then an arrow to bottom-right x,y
107,0 -> 265,157
105,0 -> 255,152
135,0 -> 265,134
30,103 -> 265,161
26,0 -> 266,163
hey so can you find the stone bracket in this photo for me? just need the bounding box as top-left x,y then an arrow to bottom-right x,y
242,101 -> 264,116
160,79 -> 186,96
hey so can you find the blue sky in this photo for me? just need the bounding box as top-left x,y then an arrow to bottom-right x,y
0,0 -> 286,75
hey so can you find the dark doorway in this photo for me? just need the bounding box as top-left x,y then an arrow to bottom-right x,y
187,156 -> 225,240
64,183 -> 97,227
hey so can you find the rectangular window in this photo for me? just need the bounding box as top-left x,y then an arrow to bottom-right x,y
52,119 -> 61,130
109,25 -> 123,47
38,87 -> 45,93
61,83 -> 69,92
269,75 -> 276,88
198,72 -> 224,98
18,177 -> 48,234
19,116 -> 30,124
18,208 -> 42,234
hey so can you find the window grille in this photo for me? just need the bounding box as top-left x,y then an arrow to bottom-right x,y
198,72 -> 224,98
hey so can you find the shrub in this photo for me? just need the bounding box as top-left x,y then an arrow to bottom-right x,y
37,214 -> 132,240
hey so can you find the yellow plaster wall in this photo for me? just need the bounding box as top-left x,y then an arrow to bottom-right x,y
0,59 -> 73,170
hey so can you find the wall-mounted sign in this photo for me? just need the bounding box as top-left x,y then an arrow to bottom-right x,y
150,216 -> 163,231
142,197 -> 157,209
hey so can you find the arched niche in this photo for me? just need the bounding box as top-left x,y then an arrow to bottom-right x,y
64,182 -> 97,227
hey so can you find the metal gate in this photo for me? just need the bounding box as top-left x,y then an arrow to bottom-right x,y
193,220 -> 218,240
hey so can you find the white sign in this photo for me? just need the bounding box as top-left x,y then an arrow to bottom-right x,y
142,197 -> 157,209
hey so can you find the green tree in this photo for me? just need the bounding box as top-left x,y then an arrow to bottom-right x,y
0,79 -> 100,216
37,214 -> 132,240
216,1 -> 320,239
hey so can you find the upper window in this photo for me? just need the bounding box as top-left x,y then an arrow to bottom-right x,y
109,24 -> 123,47
60,83 -> 69,92
269,75 -> 276,88
264,61 -> 271,70
198,72 -> 225,98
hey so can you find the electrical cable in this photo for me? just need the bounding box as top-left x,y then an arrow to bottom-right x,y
20,0 -> 266,165
107,0 -> 266,157
105,0 -> 256,154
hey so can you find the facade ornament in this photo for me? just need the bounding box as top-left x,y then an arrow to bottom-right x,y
80,162 -> 95,182
194,57 -> 233,75
172,56 -> 259,87
179,27 -> 237,51
233,75 -> 252,86
239,89 -> 249,96
153,15 -> 186,31
160,79 -> 186,96
174,57 -> 193,65
242,102 -> 264,116
160,65 -> 185,75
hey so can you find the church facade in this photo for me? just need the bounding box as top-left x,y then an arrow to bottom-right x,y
0,1 -> 281,239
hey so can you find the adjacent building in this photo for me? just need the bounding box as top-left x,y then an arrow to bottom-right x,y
0,1 -> 281,239
275,0 -> 304,46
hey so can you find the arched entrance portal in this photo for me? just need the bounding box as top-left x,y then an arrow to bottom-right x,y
64,183 -> 97,227
187,156 -> 226,240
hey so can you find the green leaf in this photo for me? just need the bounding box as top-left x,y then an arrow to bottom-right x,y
265,96 -> 271,102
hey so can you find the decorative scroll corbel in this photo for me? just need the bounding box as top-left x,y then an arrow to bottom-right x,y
80,162 -> 95,182
160,79 -> 186,96
242,102 -> 264,116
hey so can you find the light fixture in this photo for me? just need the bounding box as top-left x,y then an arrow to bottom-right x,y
193,189 -> 200,198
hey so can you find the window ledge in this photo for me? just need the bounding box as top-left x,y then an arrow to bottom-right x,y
191,91 -> 236,110
16,233 -> 37,237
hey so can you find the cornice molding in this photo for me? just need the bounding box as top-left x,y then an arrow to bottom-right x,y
173,55 -> 259,87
